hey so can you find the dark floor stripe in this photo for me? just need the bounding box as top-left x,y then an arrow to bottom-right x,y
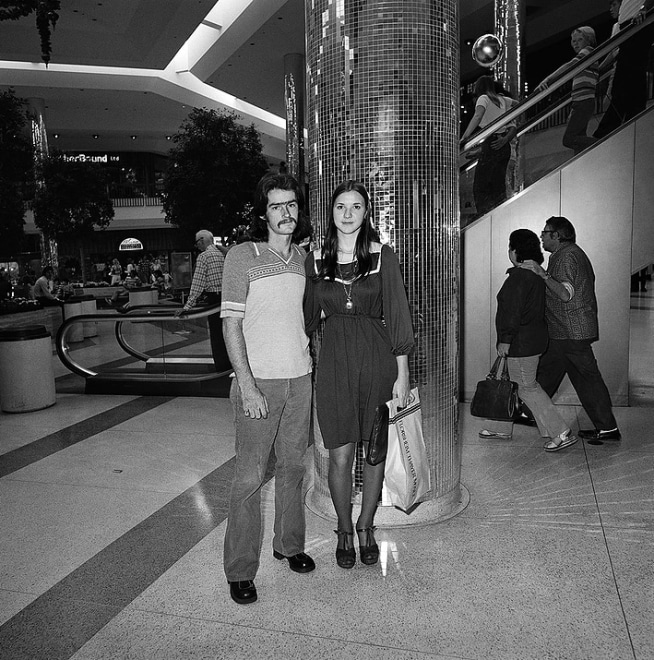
0,397 -> 173,478
0,454 -> 276,660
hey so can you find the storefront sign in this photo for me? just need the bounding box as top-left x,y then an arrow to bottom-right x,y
119,238 -> 144,251
62,153 -> 120,163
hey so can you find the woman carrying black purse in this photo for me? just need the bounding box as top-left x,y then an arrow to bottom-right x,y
479,229 -> 577,452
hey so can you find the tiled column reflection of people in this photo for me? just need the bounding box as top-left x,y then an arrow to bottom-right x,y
221,174 -> 315,605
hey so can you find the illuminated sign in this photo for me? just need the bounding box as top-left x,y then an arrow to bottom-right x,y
62,153 -> 120,163
119,238 -> 144,251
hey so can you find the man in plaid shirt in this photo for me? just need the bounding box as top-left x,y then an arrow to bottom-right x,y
175,229 -> 230,371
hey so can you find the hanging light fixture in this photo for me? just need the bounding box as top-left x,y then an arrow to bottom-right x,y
471,34 -> 504,69
0,1 -> 61,65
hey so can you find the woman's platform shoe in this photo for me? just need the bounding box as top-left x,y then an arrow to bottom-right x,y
356,526 -> 379,565
334,529 -> 356,569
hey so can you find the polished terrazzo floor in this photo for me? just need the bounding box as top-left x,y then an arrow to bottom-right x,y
0,288 -> 652,660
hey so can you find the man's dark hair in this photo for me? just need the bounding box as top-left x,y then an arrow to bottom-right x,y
509,229 -> 544,264
42,266 -> 54,278
248,173 -> 312,243
545,216 -> 576,242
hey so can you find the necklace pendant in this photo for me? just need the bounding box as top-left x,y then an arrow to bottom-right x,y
345,298 -> 354,310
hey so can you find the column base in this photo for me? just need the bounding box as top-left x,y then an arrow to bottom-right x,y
305,483 -> 470,528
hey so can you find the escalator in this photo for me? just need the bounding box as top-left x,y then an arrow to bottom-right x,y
56,303 -> 233,397
459,14 -> 654,406
460,11 -> 654,224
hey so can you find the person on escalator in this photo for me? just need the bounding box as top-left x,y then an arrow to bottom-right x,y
174,229 -> 228,371
460,75 -> 518,216
595,0 -> 654,138
535,26 -> 599,155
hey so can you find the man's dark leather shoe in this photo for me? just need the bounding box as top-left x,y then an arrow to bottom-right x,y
578,428 -> 622,441
272,550 -> 316,573
514,411 -> 537,427
229,580 -> 257,605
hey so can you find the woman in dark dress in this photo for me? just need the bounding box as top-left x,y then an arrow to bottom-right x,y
304,180 -> 414,569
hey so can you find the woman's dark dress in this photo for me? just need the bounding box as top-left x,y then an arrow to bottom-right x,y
304,244 -> 414,449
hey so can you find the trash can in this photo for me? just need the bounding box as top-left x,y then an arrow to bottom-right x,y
63,299 -> 85,343
78,294 -> 98,338
0,325 -> 56,413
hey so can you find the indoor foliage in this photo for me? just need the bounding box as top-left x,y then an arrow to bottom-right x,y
32,152 -> 114,237
0,89 -> 34,252
162,108 -> 269,242
0,0 -> 61,65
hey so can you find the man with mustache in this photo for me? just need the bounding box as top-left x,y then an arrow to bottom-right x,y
220,173 -> 315,605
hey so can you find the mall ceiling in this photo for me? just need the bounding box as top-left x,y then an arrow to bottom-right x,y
0,0 -> 608,163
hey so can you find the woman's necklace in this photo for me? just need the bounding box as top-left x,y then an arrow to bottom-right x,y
337,262 -> 356,310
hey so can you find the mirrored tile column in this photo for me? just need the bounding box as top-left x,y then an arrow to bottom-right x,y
306,0 -> 464,522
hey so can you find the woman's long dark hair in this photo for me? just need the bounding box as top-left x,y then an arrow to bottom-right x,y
316,180 -> 379,281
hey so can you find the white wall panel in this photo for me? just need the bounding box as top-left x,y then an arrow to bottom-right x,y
462,107 -> 654,406
633,110 -> 654,272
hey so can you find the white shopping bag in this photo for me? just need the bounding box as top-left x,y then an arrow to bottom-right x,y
384,387 -> 431,511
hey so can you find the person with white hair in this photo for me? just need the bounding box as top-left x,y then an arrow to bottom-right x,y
536,26 -> 599,154
175,229 -> 229,371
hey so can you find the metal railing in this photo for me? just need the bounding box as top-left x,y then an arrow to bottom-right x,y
56,302 -> 226,380
460,12 -> 654,154
459,13 -> 654,221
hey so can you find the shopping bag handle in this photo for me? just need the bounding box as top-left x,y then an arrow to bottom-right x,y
392,389 -> 417,411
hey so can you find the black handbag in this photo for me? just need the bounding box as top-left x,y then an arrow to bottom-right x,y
366,402 -> 389,465
470,356 -> 520,421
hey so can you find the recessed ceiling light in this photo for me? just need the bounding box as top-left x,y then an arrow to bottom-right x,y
53,133 -> 60,138
93,134 -> 99,139
130,135 -> 137,140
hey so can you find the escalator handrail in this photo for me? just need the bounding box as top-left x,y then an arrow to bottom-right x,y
460,12 -> 654,153
56,303 -> 223,378
460,95 -> 572,175
112,303 -> 221,362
